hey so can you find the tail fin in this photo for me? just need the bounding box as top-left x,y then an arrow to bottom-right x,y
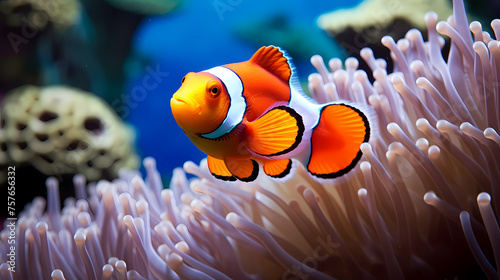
307,102 -> 375,179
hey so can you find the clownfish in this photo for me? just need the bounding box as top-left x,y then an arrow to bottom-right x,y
171,46 -> 373,182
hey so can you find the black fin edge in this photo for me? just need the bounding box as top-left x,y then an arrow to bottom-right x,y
211,173 -> 237,181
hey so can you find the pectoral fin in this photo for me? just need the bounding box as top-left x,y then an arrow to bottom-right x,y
246,106 -> 304,157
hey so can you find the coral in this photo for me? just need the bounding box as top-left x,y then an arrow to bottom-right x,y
0,0 -> 80,31
0,85 -> 139,182
317,0 -> 452,37
1,0 -> 499,279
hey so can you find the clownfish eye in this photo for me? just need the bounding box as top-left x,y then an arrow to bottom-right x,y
207,82 -> 221,98
211,86 -> 219,95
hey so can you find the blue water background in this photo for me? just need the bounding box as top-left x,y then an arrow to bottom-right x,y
125,0 -> 361,180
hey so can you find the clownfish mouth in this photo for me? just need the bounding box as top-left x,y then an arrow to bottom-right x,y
172,94 -> 188,105
171,94 -> 201,115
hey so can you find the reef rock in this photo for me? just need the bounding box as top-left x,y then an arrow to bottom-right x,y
0,0 -> 80,31
0,85 -> 139,182
317,0 -> 453,57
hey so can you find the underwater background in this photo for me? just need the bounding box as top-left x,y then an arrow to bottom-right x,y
2,0 -> 500,278
0,0 -> 498,204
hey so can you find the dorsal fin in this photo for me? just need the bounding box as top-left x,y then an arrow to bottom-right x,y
250,45 -> 316,103
250,46 -> 292,84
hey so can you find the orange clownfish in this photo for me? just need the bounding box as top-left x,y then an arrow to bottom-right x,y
171,46 -> 373,182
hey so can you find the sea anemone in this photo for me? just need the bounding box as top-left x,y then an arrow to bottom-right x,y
1,0 -> 499,279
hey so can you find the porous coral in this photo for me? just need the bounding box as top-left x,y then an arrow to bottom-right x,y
1,0 -> 499,279
0,85 -> 139,182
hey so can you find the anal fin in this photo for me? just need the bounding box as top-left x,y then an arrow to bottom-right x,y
207,156 -> 236,181
246,106 -> 304,157
308,103 -> 370,178
225,158 -> 259,182
263,159 -> 292,178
